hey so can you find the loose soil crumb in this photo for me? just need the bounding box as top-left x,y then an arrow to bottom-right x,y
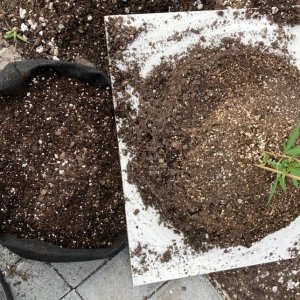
133,208 -> 140,216
0,74 -> 125,248
160,249 -> 172,263
133,242 -> 143,257
211,258 -> 300,300
116,40 -> 300,251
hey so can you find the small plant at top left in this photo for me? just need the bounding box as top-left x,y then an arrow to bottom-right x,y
2,27 -> 29,44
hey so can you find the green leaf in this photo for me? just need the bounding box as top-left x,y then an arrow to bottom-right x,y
289,167 -> 300,177
267,175 -> 280,206
281,159 -> 291,168
284,123 -> 300,153
16,34 -> 29,43
280,175 -> 287,191
292,178 -> 299,188
2,29 -> 29,43
286,146 -> 300,157
269,160 -> 282,170
3,31 -> 15,40
289,162 -> 300,169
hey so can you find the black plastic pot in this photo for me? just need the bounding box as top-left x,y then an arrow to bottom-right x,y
0,271 -> 13,300
0,233 -> 127,262
0,59 -> 111,97
0,59 -> 127,262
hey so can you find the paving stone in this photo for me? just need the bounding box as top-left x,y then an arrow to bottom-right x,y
5,260 -> 70,300
0,245 -> 21,270
0,46 -> 21,70
76,248 -> 163,300
150,276 -> 223,300
61,289 -> 82,300
52,259 -> 106,288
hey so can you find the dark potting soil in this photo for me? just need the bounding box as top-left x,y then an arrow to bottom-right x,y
0,1 -> 205,69
253,0 -> 300,26
211,257 -> 300,300
116,40 -> 300,252
0,75 -> 126,248
1,0 -> 299,72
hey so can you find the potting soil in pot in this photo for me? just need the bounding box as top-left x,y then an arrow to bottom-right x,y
116,39 -> 300,251
0,74 -> 126,248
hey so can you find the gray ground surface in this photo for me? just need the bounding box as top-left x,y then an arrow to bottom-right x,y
1,245 -> 222,300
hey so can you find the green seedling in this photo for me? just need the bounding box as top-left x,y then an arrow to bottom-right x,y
2,27 -> 29,44
256,122 -> 300,206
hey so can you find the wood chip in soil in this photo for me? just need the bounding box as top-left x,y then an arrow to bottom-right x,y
0,74 -> 125,248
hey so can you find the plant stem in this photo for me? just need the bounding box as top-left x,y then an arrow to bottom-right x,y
264,151 -> 300,163
255,164 -> 300,181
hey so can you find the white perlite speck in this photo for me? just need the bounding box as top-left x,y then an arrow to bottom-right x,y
287,279 -> 300,291
19,8 -> 26,19
28,19 -> 38,30
36,46 -> 44,53
195,0 -> 203,10
20,23 -> 28,32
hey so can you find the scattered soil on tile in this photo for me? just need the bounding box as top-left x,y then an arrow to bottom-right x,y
211,258 -> 300,300
5,265 -> 29,281
0,74 -> 125,248
118,41 -> 300,251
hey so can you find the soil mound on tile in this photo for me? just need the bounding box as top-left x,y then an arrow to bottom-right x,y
123,42 -> 300,251
0,74 -> 125,248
